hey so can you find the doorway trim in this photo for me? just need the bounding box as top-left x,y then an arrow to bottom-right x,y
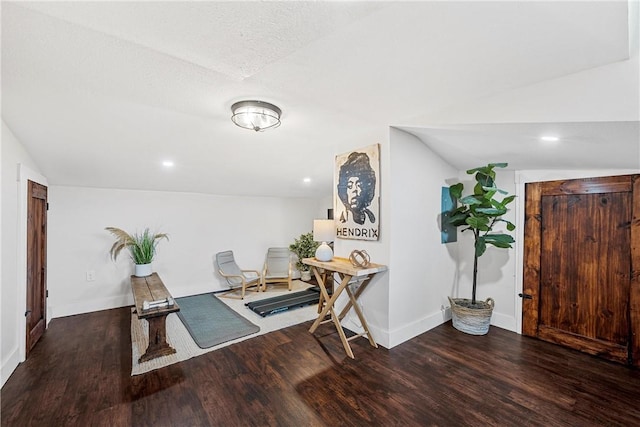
17,163 -> 48,362
513,168 -> 640,335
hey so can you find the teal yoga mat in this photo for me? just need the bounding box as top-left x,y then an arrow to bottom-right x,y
175,293 -> 259,349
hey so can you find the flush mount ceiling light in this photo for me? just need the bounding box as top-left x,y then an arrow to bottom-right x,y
231,100 -> 281,132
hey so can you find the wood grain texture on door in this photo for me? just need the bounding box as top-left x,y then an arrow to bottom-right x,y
26,180 -> 47,357
523,175 -> 639,366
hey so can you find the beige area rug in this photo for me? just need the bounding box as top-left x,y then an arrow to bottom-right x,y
131,280 -> 319,375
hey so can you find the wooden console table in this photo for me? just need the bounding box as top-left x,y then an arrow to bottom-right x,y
131,273 -> 180,363
303,257 -> 388,359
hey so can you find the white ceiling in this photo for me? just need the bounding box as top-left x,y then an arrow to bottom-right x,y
2,1 -> 638,199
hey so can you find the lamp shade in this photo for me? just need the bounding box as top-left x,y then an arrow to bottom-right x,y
313,219 -> 335,262
313,220 -> 335,242
231,100 -> 281,132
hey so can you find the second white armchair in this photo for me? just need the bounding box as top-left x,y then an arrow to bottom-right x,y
261,247 -> 293,292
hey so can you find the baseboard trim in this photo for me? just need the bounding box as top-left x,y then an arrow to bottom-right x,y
490,311 -> 517,333
342,308 -> 451,350
51,283 -> 232,319
341,307 -> 517,349
52,295 -> 133,318
1,345 -> 21,388
387,309 -> 450,348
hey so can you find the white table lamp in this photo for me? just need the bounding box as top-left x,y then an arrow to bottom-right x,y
313,219 -> 335,262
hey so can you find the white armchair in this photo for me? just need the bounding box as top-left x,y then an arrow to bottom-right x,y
215,250 -> 261,299
261,247 -> 293,292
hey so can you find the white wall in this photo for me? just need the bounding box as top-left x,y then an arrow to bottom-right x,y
47,186 -> 323,317
387,128 -> 459,347
1,120 -> 46,387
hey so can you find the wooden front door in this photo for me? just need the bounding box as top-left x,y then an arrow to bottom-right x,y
26,180 -> 48,357
522,175 -> 640,366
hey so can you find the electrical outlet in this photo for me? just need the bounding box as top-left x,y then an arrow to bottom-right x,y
86,270 -> 96,281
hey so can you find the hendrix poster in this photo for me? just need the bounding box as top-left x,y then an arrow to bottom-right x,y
334,144 -> 380,241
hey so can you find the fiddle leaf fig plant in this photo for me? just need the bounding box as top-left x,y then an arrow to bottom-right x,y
448,163 -> 516,305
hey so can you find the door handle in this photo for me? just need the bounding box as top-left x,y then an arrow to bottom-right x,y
518,293 -> 533,300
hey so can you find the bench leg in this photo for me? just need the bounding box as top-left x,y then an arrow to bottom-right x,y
139,315 -> 176,363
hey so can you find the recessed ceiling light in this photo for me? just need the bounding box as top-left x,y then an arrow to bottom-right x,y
162,160 -> 174,167
303,177 -> 311,183
540,136 -> 559,142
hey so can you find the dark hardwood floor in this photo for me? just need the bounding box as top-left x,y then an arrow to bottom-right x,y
2,307 -> 639,426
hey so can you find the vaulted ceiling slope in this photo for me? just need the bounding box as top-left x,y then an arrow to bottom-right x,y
2,1 -> 637,198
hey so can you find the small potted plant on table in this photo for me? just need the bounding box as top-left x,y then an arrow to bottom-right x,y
105,227 -> 169,277
289,232 -> 320,281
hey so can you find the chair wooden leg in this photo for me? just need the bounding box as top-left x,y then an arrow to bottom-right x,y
218,288 -> 243,300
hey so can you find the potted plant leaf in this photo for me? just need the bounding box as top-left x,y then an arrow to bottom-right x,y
105,227 -> 169,277
447,163 -> 515,335
289,232 -> 320,281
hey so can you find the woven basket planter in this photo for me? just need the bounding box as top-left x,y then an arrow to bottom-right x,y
448,296 -> 495,335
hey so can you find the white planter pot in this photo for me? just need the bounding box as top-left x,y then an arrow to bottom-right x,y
301,270 -> 312,281
134,263 -> 153,277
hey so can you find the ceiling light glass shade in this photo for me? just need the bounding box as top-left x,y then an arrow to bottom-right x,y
231,100 -> 282,132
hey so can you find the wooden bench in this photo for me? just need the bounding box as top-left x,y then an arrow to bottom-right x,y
131,273 -> 180,363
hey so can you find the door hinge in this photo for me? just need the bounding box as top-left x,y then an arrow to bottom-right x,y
46,290 -> 49,298
46,202 -> 50,210
518,293 -> 533,300
25,310 -> 31,317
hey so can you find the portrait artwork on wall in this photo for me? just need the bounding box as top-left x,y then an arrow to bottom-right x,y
334,143 -> 380,241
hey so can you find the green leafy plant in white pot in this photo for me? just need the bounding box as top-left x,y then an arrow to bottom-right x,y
289,232 -> 320,281
447,163 -> 515,335
105,227 -> 169,277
